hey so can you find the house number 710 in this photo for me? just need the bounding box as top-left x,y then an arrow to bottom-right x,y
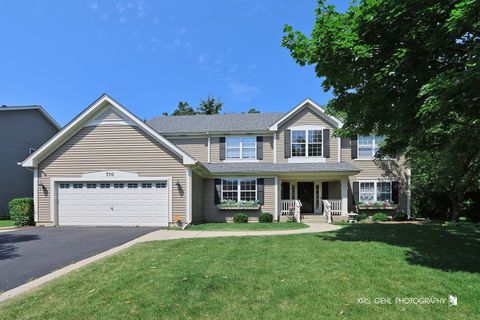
106,172 -> 115,177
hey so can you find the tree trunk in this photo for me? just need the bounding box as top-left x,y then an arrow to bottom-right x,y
447,193 -> 461,222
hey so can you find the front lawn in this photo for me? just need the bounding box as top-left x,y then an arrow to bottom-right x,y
1,223 -> 478,319
0,220 -> 15,228
186,222 -> 309,231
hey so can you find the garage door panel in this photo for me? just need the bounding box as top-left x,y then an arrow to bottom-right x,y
58,180 -> 169,227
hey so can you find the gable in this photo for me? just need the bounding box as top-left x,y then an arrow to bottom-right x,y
22,94 -> 196,167
278,104 -> 338,131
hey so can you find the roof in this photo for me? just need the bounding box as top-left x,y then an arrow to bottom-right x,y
202,162 -> 360,174
22,94 -> 196,167
0,105 -> 61,130
147,112 -> 286,134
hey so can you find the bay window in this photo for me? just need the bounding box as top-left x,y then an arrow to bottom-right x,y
291,129 -> 322,157
358,135 -> 385,158
221,178 -> 257,201
359,181 -> 392,202
226,136 -> 256,159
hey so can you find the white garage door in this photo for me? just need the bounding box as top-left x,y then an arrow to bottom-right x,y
57,181 -> 169,227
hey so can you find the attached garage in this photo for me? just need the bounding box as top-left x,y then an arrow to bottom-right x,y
56,180 -> 170,227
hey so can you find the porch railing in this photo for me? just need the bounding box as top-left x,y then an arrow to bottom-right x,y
322,199 -> 342,224
280,199 -> 302,222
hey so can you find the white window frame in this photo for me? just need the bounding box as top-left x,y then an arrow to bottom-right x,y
225,136 -> 257,160
289,126 -> 325,159
221,178 -> 258,202
357,135 -> 385,159
358,180 -> 393,202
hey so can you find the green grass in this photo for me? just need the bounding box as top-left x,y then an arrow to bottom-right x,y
0,220 -> 15,228
1,223 -> 479,319
186,222 -> 309,231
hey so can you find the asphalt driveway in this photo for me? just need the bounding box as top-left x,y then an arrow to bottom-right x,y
0,227 -> 158,292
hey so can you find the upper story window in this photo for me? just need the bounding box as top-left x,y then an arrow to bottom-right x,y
358,135 -> 384,158
226,136 -> 256,160
291,129 -> 322,157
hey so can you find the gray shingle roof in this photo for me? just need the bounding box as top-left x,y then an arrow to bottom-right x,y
147,112 -> 286,134
202,162 -> 360,174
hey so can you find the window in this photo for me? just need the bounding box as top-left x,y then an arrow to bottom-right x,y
128,183 -> 138,188
359,181 -> 392,202
100,183 -> 111,189
141,183 -> 152,188
221,178 -> 257,202
225,136 -> 256,160
358,135 -> 385,158
155,182 -> 167,188
86,183 -> 97,189
114,183 -> 124,189
73,183 -> 83,189
291,129 -> 322,157
59,183 -> 70,189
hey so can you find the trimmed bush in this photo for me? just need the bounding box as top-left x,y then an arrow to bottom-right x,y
372,212 -> 390,222
258,212 -> 273,223
393,212 -> 408,221
357,212 -> 368,221
233,213 -> 248,223
9,198 -> 34,226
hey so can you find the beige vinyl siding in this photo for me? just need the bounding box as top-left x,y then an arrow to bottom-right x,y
276,105 -> 338,163
340,138 -> 409,212
191,171 -> 204,223
37,125 -> 187,223
168,137 -> 208,162
210,135 -> 274,163
202,177 -> 275,222
93,107 -> 125,122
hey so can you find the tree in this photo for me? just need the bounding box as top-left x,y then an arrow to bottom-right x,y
172,101 -> 196,116
282,0 -> 480,220
198,96 -> 222,115
247,108 -> 260,113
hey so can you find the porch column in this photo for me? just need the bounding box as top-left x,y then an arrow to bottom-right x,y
341,177 -> 348,215
274,176 -> 280,221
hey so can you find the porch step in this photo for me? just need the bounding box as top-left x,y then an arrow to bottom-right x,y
302,215 -> 347,223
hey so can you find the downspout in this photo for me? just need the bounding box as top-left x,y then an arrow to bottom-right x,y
182,166 -> 193,229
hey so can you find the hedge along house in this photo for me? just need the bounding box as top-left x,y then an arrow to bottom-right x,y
22,94 -> 410,227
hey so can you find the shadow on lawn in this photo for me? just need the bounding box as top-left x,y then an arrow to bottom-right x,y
316,223 -> 480,273
0,234 -> 40,261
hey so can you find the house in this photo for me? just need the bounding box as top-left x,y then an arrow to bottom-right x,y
21,94 -> 410,227
0,105 -> 60,217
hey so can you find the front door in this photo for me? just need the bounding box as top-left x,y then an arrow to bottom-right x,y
297,182 -> 314,213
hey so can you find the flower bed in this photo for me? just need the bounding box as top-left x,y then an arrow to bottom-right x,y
217,200 -> 261,210
357,200 -> 398,210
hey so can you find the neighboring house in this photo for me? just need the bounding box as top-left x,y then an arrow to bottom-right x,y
0,105 -> 60,217
21,94 -> 410,227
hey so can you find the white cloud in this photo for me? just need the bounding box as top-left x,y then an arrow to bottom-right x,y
226,78 -> 261,102
88,1 -> 99,10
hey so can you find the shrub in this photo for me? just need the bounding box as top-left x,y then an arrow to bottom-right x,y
233,213 -> 248,223
357,213 -> 368,221
393,212 -> 408,221
9,198 -> 34,226
258,212 -> 273,223
372,212 -> 390,222
286,216 -> 297,223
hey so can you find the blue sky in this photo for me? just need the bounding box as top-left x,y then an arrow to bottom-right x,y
1,1 -> 349,126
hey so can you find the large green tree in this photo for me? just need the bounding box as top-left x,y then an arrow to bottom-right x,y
282,0 -> 480,220
172,101 -> 196,116
198,96 -> 223,115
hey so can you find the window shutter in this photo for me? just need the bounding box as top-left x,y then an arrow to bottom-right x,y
321,182 -> 329,199
256,136 -> 263,160
351,135 -> 358,159
281,182 -> 290,200
214,179 -> 221,204
323,129 -> 330,158
353,182 -> 359,205
284,130 -> 291,158
392,181 -> 399,204
257,178 -> 264,205
219,137 -> 226,160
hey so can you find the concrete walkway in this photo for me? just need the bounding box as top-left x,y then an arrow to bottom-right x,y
0,222 -> 340,303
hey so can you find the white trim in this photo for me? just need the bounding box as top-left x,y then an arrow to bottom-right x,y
186,167 -> 192,224
268,98 -> 343,131
225,136 -> 257,160
273,133 -> 277,163
357,180 -> 393,203
288,157 -> 326,163
33,168 -> 38,222
337,137 -> 341,162
207,135 -> 211,163
222,159 -> 260,163
290,127 -> 324,159
0,105 -> 61,130
22,95 -> 196,167
50,174 -> 173,226
340,177 -> 348,215
274,176 -> 279,220
85,119 -> 137,126
220,178 -> 258,202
